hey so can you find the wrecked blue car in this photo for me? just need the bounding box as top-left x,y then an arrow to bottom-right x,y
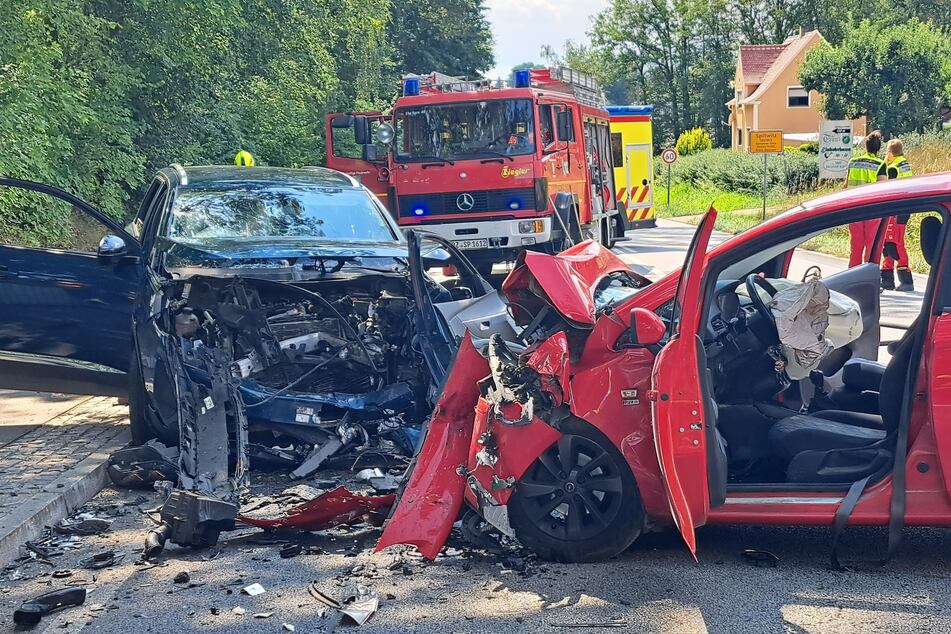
0,166 -> 515,549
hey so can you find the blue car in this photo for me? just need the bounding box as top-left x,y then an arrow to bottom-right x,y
0,165 -> 514,549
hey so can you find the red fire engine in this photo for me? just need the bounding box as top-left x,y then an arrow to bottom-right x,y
325,68 -> 625,273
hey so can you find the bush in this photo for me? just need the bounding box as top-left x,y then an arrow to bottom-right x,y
675,127 -> 712,156
797,141 -> 819,154
658,148 -> 818,196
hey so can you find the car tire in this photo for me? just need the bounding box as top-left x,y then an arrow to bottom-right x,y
128,352 -> 179,447
509,417 -> 644,562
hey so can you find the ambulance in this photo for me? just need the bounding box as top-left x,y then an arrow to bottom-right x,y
607,105 -> 655,229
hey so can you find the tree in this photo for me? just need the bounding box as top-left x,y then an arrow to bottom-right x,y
799,19 -> 951,137
389,0 -> 493,77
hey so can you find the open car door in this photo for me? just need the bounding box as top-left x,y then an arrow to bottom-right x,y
650,208 -> 718,559
324,112 -> 390,203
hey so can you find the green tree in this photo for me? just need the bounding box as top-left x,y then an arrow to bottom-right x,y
389,0 -> 493,77
799,19 -> 951,136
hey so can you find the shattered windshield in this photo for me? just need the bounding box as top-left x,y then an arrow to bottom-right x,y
167,184 -> 397,242
395,99 -> 535,162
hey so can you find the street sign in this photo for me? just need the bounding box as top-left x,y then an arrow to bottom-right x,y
660,148 -> 677,210
819,119 -> 853,180
749,130 -> 783,154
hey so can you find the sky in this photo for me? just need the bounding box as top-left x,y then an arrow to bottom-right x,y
484,0 -> 610,79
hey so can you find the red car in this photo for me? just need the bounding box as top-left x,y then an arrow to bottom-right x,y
378,173 -> 951,564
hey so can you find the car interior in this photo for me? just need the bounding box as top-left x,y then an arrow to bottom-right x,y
694,210 -> 944,493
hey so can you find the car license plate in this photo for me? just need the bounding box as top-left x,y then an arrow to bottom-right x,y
452,239 -> 488,250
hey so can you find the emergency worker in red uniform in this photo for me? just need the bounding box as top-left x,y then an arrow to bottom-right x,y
844,131 -> 886,267
881,138 -> 915,291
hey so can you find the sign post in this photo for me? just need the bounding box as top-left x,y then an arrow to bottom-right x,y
661,148 -> 678,211
748,130 -> 783,221
818,120 -> 853,180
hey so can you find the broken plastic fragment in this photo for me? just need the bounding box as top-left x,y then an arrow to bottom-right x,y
242,583 -> 266,597
13,587 -> 87,627
239,487 -> 394,531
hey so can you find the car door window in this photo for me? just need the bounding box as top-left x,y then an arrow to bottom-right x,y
0,187 -> 117,253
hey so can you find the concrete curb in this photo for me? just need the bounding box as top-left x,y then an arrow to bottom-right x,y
0,428 -> 130,566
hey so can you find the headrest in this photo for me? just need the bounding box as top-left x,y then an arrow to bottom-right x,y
920,215 -> 942,267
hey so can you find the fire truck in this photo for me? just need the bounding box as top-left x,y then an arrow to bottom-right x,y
325,68 -> 624,273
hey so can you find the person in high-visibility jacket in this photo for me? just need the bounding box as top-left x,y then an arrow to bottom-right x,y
881,138 -> 914,291
234,150 -> 255,167
844,131 -> 886,267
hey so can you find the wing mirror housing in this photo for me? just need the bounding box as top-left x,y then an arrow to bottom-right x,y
352,115 -> 370,145
628,307 -> 665,346
556,109 -> 574,142
98,234 -> 127,259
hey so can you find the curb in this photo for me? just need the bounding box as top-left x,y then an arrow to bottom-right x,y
0,428 -> 130,566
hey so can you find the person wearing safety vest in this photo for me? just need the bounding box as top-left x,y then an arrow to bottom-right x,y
881,138 -> 915,291
234,150 -> 255,167
844,131 -> 886,267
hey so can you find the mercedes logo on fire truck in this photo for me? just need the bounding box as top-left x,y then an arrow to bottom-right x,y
456,193 -> 475,211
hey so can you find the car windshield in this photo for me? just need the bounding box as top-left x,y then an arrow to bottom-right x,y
166,183 -> 396,242
395,99 -> 535,162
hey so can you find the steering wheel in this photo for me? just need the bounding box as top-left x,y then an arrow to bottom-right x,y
744,274 -> 780,336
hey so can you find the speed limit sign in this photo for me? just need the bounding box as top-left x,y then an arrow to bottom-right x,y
661,148 -> 678,164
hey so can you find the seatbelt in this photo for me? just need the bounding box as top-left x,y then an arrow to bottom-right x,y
830,474 -> 871,570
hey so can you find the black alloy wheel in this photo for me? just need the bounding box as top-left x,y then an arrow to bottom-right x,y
509,418 -> 643,562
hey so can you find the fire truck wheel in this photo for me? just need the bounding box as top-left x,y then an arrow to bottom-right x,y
509,417 -> 644,562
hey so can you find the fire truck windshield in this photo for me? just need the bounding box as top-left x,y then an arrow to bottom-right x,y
394,99 -> 535,162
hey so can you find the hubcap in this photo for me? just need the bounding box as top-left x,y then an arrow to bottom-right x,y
516,433 -> 624,541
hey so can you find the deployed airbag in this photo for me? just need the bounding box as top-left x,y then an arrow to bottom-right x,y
767,278 -> 862,379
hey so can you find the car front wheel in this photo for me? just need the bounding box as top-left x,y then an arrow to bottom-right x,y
509,417 -> 643,562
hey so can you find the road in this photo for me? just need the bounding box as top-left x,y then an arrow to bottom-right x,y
0,220 -> 946,634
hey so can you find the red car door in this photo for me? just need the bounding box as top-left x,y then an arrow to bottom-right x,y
650,208 -> 718,560
324,112 -> 390,202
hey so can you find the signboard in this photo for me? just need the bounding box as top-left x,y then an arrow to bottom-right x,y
661,148 -> 678,164
749,130 -> 783,154
819,120 -> 853,180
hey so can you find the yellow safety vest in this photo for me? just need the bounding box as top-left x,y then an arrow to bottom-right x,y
889,156 -> 912,179
234,150 -> 255,167
846,152 -> 883,187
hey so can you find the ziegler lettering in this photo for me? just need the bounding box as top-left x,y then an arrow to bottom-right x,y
501,166 -> 530,178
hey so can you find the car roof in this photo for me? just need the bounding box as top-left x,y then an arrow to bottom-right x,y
166,165 -> 361,189
779,172 -> 951,220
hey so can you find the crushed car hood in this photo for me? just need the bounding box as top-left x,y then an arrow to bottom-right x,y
501,240 -> 644,326
158,236 -> 408,270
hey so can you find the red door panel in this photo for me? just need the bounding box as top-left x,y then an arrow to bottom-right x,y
650,208 -> 718,559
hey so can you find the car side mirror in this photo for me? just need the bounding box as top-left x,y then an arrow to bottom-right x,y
448,286 -> 473,301
353,115 -> 370,145
556,110 -> 574,142
98,234 -> 127,259
628,307 -> 665,346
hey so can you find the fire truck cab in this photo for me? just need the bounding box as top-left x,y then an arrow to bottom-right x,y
326,69 -> 624,273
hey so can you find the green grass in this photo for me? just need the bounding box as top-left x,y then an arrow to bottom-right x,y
654,182 -> 785,218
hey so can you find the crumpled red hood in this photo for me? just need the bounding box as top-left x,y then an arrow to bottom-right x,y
501,240 -> 635,326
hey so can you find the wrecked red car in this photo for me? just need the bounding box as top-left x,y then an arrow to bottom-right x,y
381,173 -> 951,564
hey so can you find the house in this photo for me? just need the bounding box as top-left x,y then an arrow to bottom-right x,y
727,29 -> 865,151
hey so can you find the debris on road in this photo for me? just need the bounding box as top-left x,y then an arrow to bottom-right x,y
173,570 -> 191,584
53,516 -> 111,536
13,587 -> 87,627
239,487 -> 394,532
79,551 -> 125,570
106,441 -> 179,489
549,619 -> 628,628
742,549 -> 779,568
241,582 -> 266,597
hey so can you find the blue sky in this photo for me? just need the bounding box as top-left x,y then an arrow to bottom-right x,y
485,0 -> 609,79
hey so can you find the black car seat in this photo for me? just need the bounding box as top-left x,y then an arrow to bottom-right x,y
765,215 -> 941,483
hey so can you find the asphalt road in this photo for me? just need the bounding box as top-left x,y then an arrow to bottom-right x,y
0,221 -> 945,634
